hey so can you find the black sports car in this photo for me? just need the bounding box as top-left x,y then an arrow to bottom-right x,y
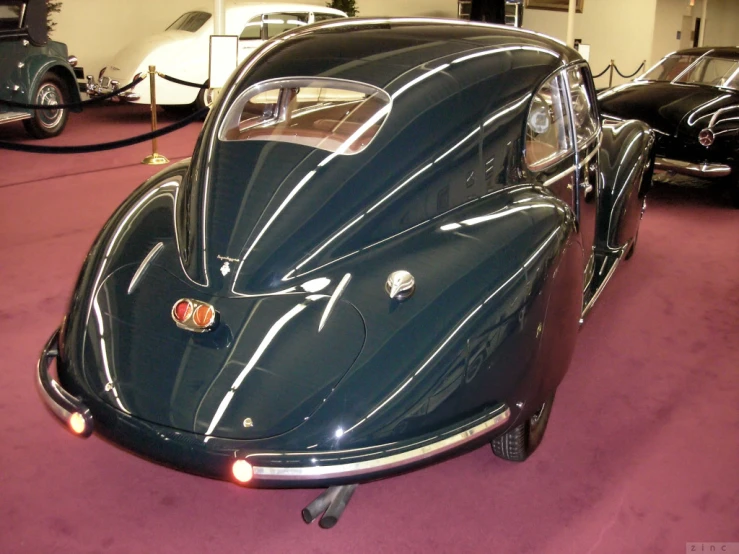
37,18 -> 654,528
599,47 -> 739,206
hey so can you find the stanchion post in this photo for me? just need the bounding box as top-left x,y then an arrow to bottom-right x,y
608,60 -> 615,88
142,65 -> 169,165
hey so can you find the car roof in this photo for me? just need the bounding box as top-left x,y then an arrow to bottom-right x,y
238,17 -> 577,91
199,3 -> 347,17
673,46 -> 739,59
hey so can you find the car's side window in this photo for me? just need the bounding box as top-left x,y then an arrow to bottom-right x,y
239,17 -> 262,40
525,72 -> 573,171
566,66 -> 599,148
264,12 -> 309,38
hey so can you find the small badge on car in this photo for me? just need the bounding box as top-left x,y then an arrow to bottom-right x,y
171,299 -> 219,332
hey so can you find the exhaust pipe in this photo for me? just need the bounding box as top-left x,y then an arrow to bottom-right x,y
301,484 -> 358,529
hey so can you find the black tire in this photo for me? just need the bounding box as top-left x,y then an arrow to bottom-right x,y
491,394 -> 554,462
23,73 -> 69,139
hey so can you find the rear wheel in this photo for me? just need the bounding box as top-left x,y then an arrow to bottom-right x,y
23,73 -> 69,139
491,394 -> 554,462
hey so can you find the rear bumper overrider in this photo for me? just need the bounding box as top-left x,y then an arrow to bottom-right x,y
38,328 -> 511,487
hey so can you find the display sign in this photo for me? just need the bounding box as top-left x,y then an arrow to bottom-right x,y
209,35 -> 238,89
525,0 -> 584,13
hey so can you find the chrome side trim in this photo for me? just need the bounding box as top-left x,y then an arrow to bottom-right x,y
541,135 -> 602,188
582,251 -> 623,319
250,406 -> 510,480
654,157 -> 731,178
0,111 -> 31,124
128,242 -> 164,294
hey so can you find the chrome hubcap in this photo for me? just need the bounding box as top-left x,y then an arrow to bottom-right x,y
36,83 -> 64,128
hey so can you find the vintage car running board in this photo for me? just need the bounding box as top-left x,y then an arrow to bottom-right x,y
581,249 -> 625,321
302,484 -> 358,529
0,111 -> 32,124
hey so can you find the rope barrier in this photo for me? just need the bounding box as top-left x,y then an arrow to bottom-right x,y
0,75 -> 147,110
613,61 -> 646,79
157,72 -> 208,89
0,107 -> 208,154
592,64 -> 611,79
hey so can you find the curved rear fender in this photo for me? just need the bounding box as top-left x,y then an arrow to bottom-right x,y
27,57 -> 82,110
320,189 -> 581,447
596,120 -> 654,252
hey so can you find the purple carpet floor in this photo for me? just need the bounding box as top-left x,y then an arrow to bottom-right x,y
1,107 -> 738,553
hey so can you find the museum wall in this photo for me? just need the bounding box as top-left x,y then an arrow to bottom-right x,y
522,0 -> 658,88
703,0 -> 739,47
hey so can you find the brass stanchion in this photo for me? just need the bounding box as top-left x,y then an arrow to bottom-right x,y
608,59 -> 615,89
142,65 -> 169,165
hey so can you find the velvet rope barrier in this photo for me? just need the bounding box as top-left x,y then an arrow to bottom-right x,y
613,61 -> 646,79
0,107 -> 208,154
0,75 -> 147,110
157,73 -> 208,89
591,64 -> 612,79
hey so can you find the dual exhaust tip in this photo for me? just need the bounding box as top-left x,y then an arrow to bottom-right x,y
302,484 -> 358,529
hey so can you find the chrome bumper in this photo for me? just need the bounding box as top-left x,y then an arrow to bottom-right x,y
37,328 -> 511,484
86,75 -> 140,102
654,157 -> 732,179
37,329 -> 93,437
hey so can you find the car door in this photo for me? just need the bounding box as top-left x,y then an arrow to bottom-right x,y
565,64 -> 600,288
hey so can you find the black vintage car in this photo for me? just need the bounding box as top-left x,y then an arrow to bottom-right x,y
0,0 -> 80,138
599,47 -> 739,206
37,18 -> 653,527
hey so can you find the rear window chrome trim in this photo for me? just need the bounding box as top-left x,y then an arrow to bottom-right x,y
217,76 -> 392,155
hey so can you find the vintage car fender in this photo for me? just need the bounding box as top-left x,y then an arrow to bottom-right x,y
25,50 -> 81,110
104,32 -> 208,106
596,120 -> 654,253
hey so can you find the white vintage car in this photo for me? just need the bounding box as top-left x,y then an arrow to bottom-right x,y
87,3 -> 347,108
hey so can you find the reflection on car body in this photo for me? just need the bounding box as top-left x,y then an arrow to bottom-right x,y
37,18 -> 654,526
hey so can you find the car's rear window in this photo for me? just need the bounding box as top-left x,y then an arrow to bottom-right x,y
166,11 -> 211,32
219,78 -> 391,155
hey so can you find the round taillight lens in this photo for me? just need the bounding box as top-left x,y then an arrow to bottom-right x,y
232,460 -> 253,483
193,304 -> 215,328
173,300 -> 193,322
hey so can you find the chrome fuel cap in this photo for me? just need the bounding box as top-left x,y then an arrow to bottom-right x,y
385,270 -> 415,301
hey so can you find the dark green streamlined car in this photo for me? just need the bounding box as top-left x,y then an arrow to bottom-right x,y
37,18 -> 654,526
0,0 -> 80,138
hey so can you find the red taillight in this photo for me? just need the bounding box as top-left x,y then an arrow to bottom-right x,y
232,460 -> 253,483
173,299 -> 193,322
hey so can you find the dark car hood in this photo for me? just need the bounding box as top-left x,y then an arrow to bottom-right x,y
81,262 -> 365,439
598,81 -> 739,136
